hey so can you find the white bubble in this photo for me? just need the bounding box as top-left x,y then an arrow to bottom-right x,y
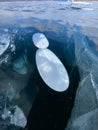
32,33 -> 49,49
36,48 -> 69,92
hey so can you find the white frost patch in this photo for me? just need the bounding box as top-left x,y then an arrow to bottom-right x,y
10,105 -> 27,128
10,44 -> 16,53
83,8 -> 94,11
0,33 -> 10,56
0,54 -> 9,64
1,104 -> 27,128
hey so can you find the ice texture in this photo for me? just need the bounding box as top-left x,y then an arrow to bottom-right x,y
10,105 -> 27,128
0,94 -> 27,128
0,33 -> 10,56
65,26 -> 98,130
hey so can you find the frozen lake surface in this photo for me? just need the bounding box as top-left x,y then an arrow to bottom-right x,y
0,1 -> 98,130
0,1 -> 98,44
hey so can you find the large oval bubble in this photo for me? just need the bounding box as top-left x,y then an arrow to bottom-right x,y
36,48 -> 69,92
32,33 -> 49,49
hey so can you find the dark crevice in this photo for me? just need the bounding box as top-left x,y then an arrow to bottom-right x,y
25,39 -> 80,130
26,65 -> 80,130
0,27 -> 80,130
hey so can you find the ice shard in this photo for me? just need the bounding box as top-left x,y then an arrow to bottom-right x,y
10,105 -> 27,128
0,33 -> 10,56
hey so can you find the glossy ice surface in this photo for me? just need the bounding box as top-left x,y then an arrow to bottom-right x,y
32,33 -> 49,49
36,48 -> 69,92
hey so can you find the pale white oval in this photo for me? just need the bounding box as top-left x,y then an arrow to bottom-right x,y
36,49 -> 69,92
32,33 -> 49,49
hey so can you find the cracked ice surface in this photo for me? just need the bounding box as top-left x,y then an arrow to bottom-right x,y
0,1 -> 98,130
